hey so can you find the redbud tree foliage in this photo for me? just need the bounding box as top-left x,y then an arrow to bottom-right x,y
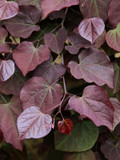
0,0 -> 120,159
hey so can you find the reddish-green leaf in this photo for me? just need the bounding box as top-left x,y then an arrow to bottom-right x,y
41,0 -> 79,19
113,63 -> 120,94
20,77 -> 63,114
106,23 -> 120,51
44,28 -> 67,54
80,0 -> 110,22
17,106 -> 52,140
78,17 -> 105,44
13,41 -> 50,76
57,119 -> 73,135
68,85 -> 114,130
0,60 -> 15,82
0,0 -> 18,21
68,48 -> 114,89
4,5 -> 41,38
0,96 -> 23,150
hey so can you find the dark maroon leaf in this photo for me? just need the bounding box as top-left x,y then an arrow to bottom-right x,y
80,0 -> 111,22
17,106 -> 52,140
65,32 -> 91,55
108,0 -> 120,28
20,77 -> 63,115
68,85 -> 114,130
41,0 -> 79,19
0,26 -> 9,53
44,28 -> 67,54
101,140 -> 120,160
4,5 -> 41,38
68,48 -> 114,89
57,118 -> 73,135
0,0 -> 19,21
0,96 -> 23,150
33,56 -> 66,84
0,67 -> 27,95
49,10 -> 65,20
0,60 -> 15,82
78,17 -> 105,44
13,41 -> 50,76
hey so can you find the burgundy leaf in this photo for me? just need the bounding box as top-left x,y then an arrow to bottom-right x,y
68,85 -> 114,130
0,26 -> 9,53
41,0 -> 79,19
33,56 -> 66,85
93,30 -> 106,48
80,0 -> 111,22
110,98 -> 120,130
108,0 -> 120,28
13,41 -> 50,76
68,48 -> 114,89
57,119 -> 73,135
49,10 -> 65,20
65,32 -> 91,55
20,77 -> 63,115
17,106 -> 52,140
44,28 -> 67,54
106,23 -> 120,51
0,0 -> 18,21
0,60 -> 15,82
0,96 -> 23,150
101,140 -> 120,160
78,17 -> 105,44
4,5 -> 41,38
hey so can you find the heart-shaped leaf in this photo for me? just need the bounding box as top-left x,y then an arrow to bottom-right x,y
17,106 -> 52,140
13,41 -> 50,76
0,96 -> 23,150
68,85 -> 114,130
0,60 -> 15,82
4,5 -> 41,38
0,0 -> 18,21
20,77 -> 63,115
68,48 -> 114,89
78,17 -> 105,44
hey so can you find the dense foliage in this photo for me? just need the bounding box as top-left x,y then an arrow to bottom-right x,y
0,0 -> 120,159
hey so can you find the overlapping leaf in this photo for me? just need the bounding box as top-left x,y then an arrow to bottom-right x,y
0,26 -> 9,53
33,56 -> 66,84
106,23 -> 120,51
13,41 -> 50,76
80,0 -> 110,22
78,17 -> 105,44
68,85 -> 114,130
68,48 -> 114,89
41,0 -> 79,19
108,0 -> 120,27
44,28 -> 67,54
0,60 -> 15,82
20,77 -> 63,114
0,0 -> 19,21
113,63 -> 120,94
0,96 -> 23,150
55,120 -> 98,152
4,5 -> 41,38
17,106 -> 52,140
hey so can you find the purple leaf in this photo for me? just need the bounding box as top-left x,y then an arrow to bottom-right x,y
17,106 -> 52,140
20,77 -> 63,115
0,0 -> 18,21
68,48 -> 114,89
78,17 -> 105,44
0,26 -> 9,53
0,96 -> 23,150
68,85 -> 114,130
0,60 -> 15,82
13,41 -> 50,76
41,0 -> 79,19
4,5 -> 41,38
44,28 -> 67,54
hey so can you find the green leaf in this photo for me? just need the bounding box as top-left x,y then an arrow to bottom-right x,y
113,63 -> 120,94
54,119 -> 98,152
